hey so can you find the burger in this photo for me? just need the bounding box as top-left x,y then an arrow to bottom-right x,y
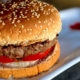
0,0 -> 62,78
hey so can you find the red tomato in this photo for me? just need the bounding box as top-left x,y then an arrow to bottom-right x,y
23,47 -> 53,61
0,56 -> 14,63
0,47 -> 53,63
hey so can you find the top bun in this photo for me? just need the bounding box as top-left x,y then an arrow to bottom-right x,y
0,0 -> 62,46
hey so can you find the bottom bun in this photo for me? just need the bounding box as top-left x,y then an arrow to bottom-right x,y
0,41 -> 60,78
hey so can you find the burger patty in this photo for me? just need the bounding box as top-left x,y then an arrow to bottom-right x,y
0,38 -> 57,59
1,44 -> 55,68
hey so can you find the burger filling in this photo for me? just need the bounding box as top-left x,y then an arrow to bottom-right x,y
0,37 -> 58,67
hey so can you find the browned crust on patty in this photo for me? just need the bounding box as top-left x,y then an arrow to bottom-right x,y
0,41 -> 60,78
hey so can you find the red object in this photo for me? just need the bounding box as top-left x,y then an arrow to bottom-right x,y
0,46 -> 54,63
23,47 -> 53,61
0,56 -> 14,63
70,23 -> 80,30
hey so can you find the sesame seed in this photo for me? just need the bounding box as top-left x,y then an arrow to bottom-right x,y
8,18 -> 11,21
19,16 -> 22,18
44,5 -> 47,7
36,8 -> 39,11
16,6 -> 19,9
20,11 -> 22,14
32,3 -> 36,7
43,30 -> 46,32
34,12 -> 37,16
43,10 -> 46,14
0,11 -> 4,14
30,1 -> 34,4
9,3 -> 11,6
35,24 -> 37,27
54,7 -> 57,10
20,2 -> 25,7
2,22 -> 5,26
14,17 -> 17,20
25,0 -> 28,2
21,13 -> 25,18
12,3 -> 17,8
32,16 -> 34,18
40,25 -> 42,28
39,3 -> 42,6
17,20 -> 20,23
15,10 -> 18,12
12,20 -> 15,24
27,29 -> 30,31
7,37 -> 9,40
24,16 -> 27,18
29,29 -> 32,31
40,7 -> 44,11
9,8 -> 12,10
31,10 -> 35,12
0,19 -> 2,23
19,31 -> 21,33
38,21 -> 41,23
51,9 -> 54,12
3,40 -> 6,43
1,3 -> 4,6
27,18 -> 30,20
25,11 -> 27,14
48,23 -> 50,25
13,11 -> 15,14
32,12 -> 34,16
14,24 -> 17,27
48,9 -> 50,11
26,10 -> 28,12
27,4 -> 30,7
45,20 -> 47,23
37,14 -> 40,18
3,8 -> 7,10
21,25 -> 24,28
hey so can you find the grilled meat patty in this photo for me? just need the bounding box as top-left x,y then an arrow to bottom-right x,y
0,38 -> 57,59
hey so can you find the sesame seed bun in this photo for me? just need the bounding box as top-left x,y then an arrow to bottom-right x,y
0,0 -> 61,46
0,40 -> 60,78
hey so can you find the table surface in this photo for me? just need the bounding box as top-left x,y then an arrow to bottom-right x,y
52,62 -> 80,80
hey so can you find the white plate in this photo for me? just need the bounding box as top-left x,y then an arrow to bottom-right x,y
0,8 -> 80,80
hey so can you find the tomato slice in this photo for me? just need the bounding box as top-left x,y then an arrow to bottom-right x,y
0,56 -> 14,63
23,47 -> 53,61
0,47 -> 53,63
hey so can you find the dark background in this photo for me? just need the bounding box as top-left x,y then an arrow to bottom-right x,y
40,0 -> 80,10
